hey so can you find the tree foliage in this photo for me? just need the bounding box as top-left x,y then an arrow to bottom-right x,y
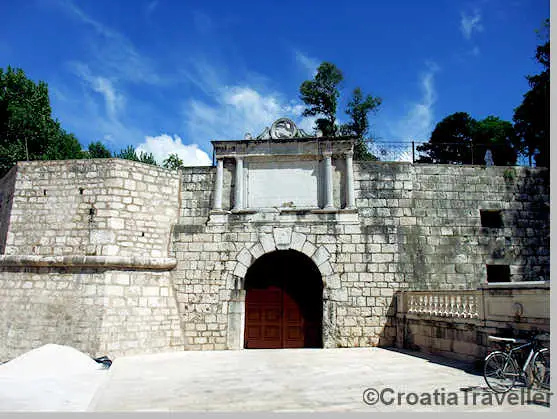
416,112 -> 517,165
162,153 -> 183,170
114,145 -> 158,166
513,18 -> 549,167
340,87 -> 382,160
87,141 -> 112,158
299,62 -> 343,137
299,63 -> 381,160
0,66 -> 83,176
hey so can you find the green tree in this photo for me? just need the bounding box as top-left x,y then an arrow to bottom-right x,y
416,112 -> 517,165
87,141 -> 112,158
138,151 -> 157,165
513,19 -> 549,167
340,87 -> 381,160
416,112 -> 475,164
0,66 -> 83,176
299,62 -> 343,137
162,153 -> 183,170
299,63 -> 382,160
474,116 -> 518,166
114,145 -> 137,160
114,145 -> 158,166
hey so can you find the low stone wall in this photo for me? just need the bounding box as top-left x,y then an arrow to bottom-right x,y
0,265 -> 184,362
394,282 -> 550,363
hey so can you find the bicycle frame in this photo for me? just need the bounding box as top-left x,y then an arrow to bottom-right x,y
501,338 -> 543,378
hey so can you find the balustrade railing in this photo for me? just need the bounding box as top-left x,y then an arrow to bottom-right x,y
402,290 -> 481,320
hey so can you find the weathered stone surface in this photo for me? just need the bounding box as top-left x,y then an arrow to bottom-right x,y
0,157 -> 549,359
273,227 -> 292,250
290,231 -> 306,252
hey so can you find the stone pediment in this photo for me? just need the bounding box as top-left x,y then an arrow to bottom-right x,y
253,118 -> 312,140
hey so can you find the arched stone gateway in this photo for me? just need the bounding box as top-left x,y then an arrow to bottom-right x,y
226,229 -> 335,350
244,250 -> 323,349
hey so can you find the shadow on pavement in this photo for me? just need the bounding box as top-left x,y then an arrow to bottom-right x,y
381,346 -> 482,376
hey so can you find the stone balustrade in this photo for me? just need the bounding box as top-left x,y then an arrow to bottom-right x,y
402,290 -> 482,320
395,282 -> 550,363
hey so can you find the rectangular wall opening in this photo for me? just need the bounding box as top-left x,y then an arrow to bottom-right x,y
486,264 -> 511,282
480,210 -> 503,228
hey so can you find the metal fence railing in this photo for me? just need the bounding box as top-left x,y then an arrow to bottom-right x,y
363,140 -> 536,167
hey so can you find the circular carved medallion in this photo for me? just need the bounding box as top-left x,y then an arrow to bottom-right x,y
270,118 -> 298,139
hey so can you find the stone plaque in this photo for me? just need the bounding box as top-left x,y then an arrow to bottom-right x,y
247,159 -> 318,208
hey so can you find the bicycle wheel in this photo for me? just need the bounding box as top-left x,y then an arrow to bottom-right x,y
484,351 -> 518,393
532,348 -> 550,390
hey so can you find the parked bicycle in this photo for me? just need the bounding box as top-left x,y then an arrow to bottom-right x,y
483,333 -> 550,393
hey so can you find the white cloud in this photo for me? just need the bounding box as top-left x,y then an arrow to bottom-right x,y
62,0 -> 166,86
185,84 -> 315,141
389,62 -> 439,141
135,134 -> 212,166
294,50 -> 320,77
68,62 -> 125,121
460,10 -> 483,40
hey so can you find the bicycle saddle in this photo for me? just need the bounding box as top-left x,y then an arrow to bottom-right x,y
487,336 -> 527,344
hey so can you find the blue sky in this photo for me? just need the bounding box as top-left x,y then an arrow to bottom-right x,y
0,0 -> 549,165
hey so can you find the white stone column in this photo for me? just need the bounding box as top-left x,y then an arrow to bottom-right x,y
233,156 -> 244,211
345,150 -> 355,209
212,158 -> 224,210
323,151 -> 334,210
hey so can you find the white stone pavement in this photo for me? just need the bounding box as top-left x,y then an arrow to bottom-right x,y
88,348 -> 552,412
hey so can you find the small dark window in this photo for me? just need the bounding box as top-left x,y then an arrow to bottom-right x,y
79,188 -> 84,195
43,189 -> 47,196
486,265 -> 510,282
480,210 -> 503,228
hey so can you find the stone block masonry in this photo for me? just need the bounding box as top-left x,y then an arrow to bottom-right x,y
0,159 -> 184,361
173,161 -> 548,350
0,157 -> 549,359
0,267 -> 184,362
2,159 -> 180,258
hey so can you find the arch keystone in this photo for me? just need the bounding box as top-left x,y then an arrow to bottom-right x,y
273,227 -> 292,250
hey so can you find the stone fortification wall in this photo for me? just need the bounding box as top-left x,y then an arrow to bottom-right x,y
0,158 -> 549,357
0,159 -> 184,361
172,162 -> 549,349
355,163 -> 549,289
0,267 -> 184,362
0,166 -> 17,254
2,159 -> 179,258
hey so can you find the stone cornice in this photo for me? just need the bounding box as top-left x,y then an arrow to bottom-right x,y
0,255 -> 177,270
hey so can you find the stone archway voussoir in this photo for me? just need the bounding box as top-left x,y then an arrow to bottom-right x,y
317,261 -> 333,277
289,231 -> 307,252
311,246 -> 330,267
259,233 -> 276,253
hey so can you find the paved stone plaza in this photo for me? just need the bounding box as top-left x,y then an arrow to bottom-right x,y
89,348 -> 551,412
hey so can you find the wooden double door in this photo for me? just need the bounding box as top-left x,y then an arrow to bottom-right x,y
243,250 -> 323,349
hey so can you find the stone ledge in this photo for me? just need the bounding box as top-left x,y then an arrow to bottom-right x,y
0,255 -> 177,270
479,280 -> 550,290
